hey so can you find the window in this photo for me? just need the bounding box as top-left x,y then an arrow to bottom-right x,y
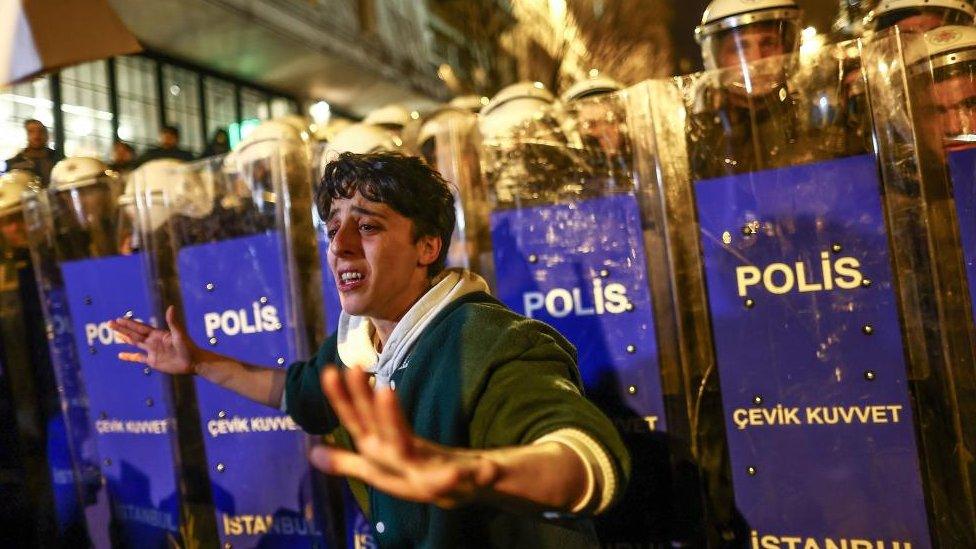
204,77 -> 237,144
162,65 -> 203,154
60,61 -> 114,159
0,76 -> 53,161
240,88 -> 270,140
116,56 -> 160,153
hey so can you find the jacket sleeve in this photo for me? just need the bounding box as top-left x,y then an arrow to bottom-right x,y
466,326 -> 632,512
283,341 -> 341,435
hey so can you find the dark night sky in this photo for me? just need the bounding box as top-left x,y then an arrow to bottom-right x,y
670,0 -> 839,73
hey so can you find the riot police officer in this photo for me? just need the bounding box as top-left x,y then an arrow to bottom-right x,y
560,73 -> 631,185
864,0 -> 975,34
49,158 -> 121,261
910,25 -> 976,149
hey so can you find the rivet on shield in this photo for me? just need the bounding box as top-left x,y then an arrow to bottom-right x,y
528,254 -> 538,264
753,395 -> 763,405
216,463 -> 226,473
89,346 -> 97,355
209,337 -> 218,346
861,278 -> 872,288
744,298 -> 755,309
259,296 -> 268,304
864,370 -> 877,381
218,410 -> 227,419
599,268 -> 610,278
124,310 -> 134,319
145,398 -> 154,407
747,466 -> 757,476
862,325 -> 874,335
143,367 -> 151,376
277,357 -> 286,365
84,295 -> 92,305
205,282 -> 215,292
627,385 -> 638,395
831,243 -> 843,253
626,344 -> 636,354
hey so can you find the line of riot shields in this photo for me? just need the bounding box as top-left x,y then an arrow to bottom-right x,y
3,27 -> 976,548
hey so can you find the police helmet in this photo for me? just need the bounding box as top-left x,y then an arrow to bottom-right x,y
0,170 -> 37,218
479,81 -> 555,141
866,0 -> 975,33
695,0 -> 802,71
363,104 -> 412,131
560,74 -> 624,103
449,95 -> 489,113
50,157 -> 112,193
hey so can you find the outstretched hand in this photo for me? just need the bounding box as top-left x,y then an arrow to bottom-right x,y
309,367 -> 499,509
110,305 -> 200,375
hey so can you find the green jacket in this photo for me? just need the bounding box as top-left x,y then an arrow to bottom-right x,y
285,291 -> 630,548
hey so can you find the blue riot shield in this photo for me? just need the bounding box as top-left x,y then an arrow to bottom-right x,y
641,33 -> 974,546
0,179 -> 104,547
482,90 -> 691,545
142,139 -> 331,548
24,166 -> 186,547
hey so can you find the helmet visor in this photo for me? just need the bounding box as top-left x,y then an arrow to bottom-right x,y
927,60 -> 976,149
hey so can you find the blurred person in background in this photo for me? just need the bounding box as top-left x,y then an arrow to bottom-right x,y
201,128 -> 231,158
3,119 -> 62,187
134,125 -> 194,168
109,140 -> 136,174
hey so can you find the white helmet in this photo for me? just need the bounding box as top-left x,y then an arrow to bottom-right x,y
479,81 -> 555,141
448,95 -> 488,113
561,74 -> 624,103
236,119 -> 308,164
363,104 -> 411,130
50,157 -> 112,193
323,123 -> 402,156
865,0 -> 975,32
120,159 -> 191,232
912,25 -> 976,69
0,170 -> 38,218
695,0 -> 802,71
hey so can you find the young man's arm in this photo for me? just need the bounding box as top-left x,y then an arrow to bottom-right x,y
308,366 -> 619,514
110,306 -> 286,408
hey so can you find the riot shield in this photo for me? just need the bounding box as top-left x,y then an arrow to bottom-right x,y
30,165 -> 187,547
865,27 -> 976,545
422,109 -> 494,282
140,140 -> 332,547
481,90 -> 693,546
0,171 -> 104,547
642,33 -> 973,546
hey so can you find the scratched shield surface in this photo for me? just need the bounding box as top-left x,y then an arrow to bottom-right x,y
695,153 -> 929,543
61,254 -> 181,547
948,147 -> 976,323
178,232 -> 326,548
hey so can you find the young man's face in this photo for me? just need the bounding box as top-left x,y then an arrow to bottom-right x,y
325,192 -> 440,320
930,75 -> 976,147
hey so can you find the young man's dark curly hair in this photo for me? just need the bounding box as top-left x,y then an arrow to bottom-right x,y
316,152 -> 457,277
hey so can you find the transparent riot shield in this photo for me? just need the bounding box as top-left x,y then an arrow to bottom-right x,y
481,91 -> 694,546
642,34 -> 972,546
865,28 -> 976,545
22,183 -> 112,548
424,110 -> 494,282
140,142 -> 332,548
0,172 -> 103,547
27,167 -> 186,547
